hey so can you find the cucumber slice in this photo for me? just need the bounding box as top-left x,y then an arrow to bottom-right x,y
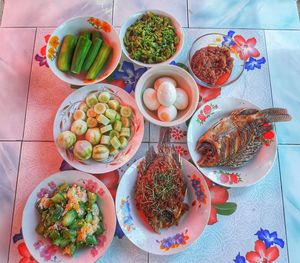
110,136 -> 121,149
105,109 -> 117,121
119,136 -> 128,149
98,91 -> 111,103
115,113 -> 121,121
113,120 -> 122,132
100,124 -> 112,134
86,93 -> 98,108
120,127 -> 130,137
100,135 -> 110,145
121,117 -> 131,128
96,114 -> 110,125
109,146 -> 119,156
94,103 -> 107,114
120,106 -> 132,118
73,110 -> 86,121
87,108 -> 97,118
108,100 -> 120,110
79,102 -> 88,113
87,117 -> 98,128
109,130 -> 120,138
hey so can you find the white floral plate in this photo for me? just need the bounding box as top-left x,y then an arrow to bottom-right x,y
53,83 -> 144,174
22,170 -> 116,263
187,97 -> 277,187
116,157 -> 211,255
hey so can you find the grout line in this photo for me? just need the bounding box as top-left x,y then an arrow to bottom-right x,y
112,0 -> 114,26
186,0 -> 189,28
276,149 -> 291,263
147,252 -> 150,263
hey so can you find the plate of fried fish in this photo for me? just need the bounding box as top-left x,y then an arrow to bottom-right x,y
116,128 -> 211,255
187,97 -> 291,187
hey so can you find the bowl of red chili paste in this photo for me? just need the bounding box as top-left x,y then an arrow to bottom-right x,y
188,33 -> 245,88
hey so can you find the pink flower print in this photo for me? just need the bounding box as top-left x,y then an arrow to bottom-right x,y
37,188 -> 51,198
97,188 -> 105,196
40,245 -> 57,261
174,145 -> 188,156
97,235 -> 107,248
48,181 -> 57,190
85,179 -> 98,193
33,240 -> 44,250
233,35 -> 260,61
220,173 -> 229,184
203,105 -> 211,115
198,112 -> 206,122
91,247 -> 98,257
170,128 -> 184,141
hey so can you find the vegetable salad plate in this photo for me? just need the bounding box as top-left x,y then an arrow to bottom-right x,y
53,83 -> 144,174
187,97 -> 278,187
22,170 -> 116,263
116,157 -> 211,255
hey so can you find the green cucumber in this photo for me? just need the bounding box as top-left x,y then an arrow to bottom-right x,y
82,37 -> 103,71
100,135 -> 110,145
79,31 -> 91,39
97,114 -> 110,125
105,109 -> 117,121
110,136 -> 121,149
119,136 -> 128,149
108,100 -> 120,110
86,43 -> 112,80
71,36 -> 92,74
120,127 -> 130,137
109,130 -> 119,138
120,106 -> 132,118
113,120 -> 122,132
92,31 -> 101,42
57,34 -> 77,72
100,124 -> 112,134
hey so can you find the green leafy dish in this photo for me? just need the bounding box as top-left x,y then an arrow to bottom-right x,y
35,183 -> 104,256
124,11 -> 179,64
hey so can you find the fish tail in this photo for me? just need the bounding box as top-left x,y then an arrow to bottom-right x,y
262,108 -> 292,122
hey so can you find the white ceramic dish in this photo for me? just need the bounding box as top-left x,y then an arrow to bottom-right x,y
22,170 -> 116,263
119,10 -> 184,68
135,65 -> 199,127
187,97 -> 277,187
47,16 -> 121,86
53,83 -> 144,174
116,157 -> 211,255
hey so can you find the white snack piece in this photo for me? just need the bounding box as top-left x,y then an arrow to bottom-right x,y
157,105 -> 177,122
174,88 -> 189,110
143,88 -> 160,111
154,77 -> 177,91
157,82 -> 177,107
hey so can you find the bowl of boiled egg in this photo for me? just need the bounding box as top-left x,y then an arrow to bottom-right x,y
135,65 -> 199,127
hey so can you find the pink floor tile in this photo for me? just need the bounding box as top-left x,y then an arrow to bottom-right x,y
23,28 -> 73,141
8,142 -> 62,263
2,0 -> 113,27
0,142 -> 21,262
0,28 -> 35,140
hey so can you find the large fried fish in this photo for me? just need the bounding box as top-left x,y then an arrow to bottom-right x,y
197,108 -> 291,168
135,128 -> 188,233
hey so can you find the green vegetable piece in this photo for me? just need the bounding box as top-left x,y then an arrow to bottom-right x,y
54,183 -> 69,194
62,229 -> 77,242
92,31 -> 101,42
57,34 -> 77,72
97,114 -> 110,125
108,100 -> 120,110
100,135 -> 110,145
44,206 -> 64,226
86,43 -> 112,80
69,219 -> 85,230
115,113 -> 121,121
120,127 -> 131,138
110,136 -> 121,149
85,212 -> 93,223
51,193 -> 65,203
86,93 -> 98,108
53,237 -> 70,248
100,124 -> 112,134
79,31 -> 91,39
62,209 -> 77,226
120,106 -> 132,118
71,36 -> 92,74
98,91 -> 111,103
109,146 -> 119,156
113,120 -> 122,132
82,37 -> 103,71
95,223 -> 105,236
119,136 -> 128,149
35,222 -> 45,235
48,229 -> 60,241
105,109 -> 117,121
109,130 -> 119,138
86,235 -> 98,246
214,202 -> 237,215
88,192 -> 98,205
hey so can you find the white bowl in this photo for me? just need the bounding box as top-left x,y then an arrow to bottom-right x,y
119,10 -> 184,67
47,16 -> 121,86
116,157 -> 211,255
187,97 -> 277,187
22,170 -> 116,262
135,65 -> 199,127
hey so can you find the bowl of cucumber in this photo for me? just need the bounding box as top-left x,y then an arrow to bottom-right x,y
22,170 -> 116,262
46,16 -> 121,86
53,83 -> 144,174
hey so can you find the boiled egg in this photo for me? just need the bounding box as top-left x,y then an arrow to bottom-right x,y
157,82 -> 177,107
174,88 -> 189,110
158,105 -> 177,122
154,77 -> 177,91
143,88 -> 160,111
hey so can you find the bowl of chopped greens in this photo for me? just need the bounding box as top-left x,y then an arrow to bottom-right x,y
120,10 -> 184,67
22,170 -> 116,262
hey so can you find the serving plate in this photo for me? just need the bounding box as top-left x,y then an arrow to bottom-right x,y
116,157 -> 211,255
22,170 -> 116,263
53,83 -> 144,174
187,97 -> 277,187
